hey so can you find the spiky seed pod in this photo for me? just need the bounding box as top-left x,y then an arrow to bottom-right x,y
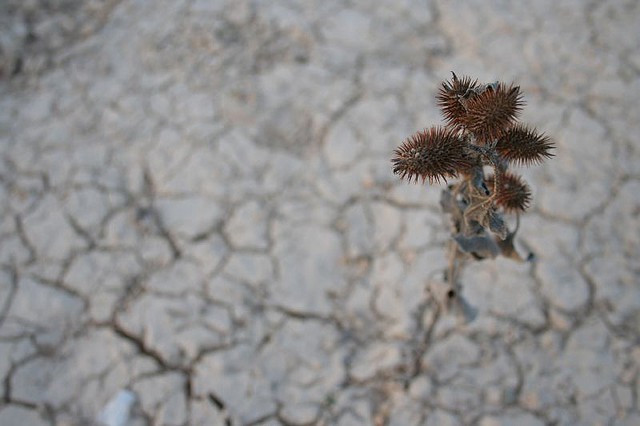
436,72 -> 479,129
495,124 -> 554,166
392,126 -> 473,184
462,83 -> 524,143
487,172 -> 531,213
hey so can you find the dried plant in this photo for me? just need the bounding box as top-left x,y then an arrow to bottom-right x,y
392,73 -> 554,315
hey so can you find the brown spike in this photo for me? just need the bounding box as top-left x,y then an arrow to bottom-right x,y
392,126 -> 473,184
487,172 -> 532,212
496,124 -> 555,166
462,83 -> 524,142
436,73 -> 478,129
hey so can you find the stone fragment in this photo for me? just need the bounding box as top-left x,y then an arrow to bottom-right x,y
117,292 -> 232,365
21,194 -> 87,261
271,224 -> 345,315
192,345 -> 277,425
156,196 -> 223,239
371,201 -> 402,252
350,343 -> 401,381
63,186 -> 111,232
182,234 -> 228,276
461,258 -> 545,327
147,259 -> 204,295
133,373 -> 187,426
340,202 -> 373,257
423,334 -> 480,382
224,200 -> 270,250
478,411 -> 545,426
222,252 -> 274,287
0,406 -> 48,426
536,258 -> 590,312
424,410 -> 461,426
7,277 -> 84,346
536,109 -> 613,221
324,119 -> 361,169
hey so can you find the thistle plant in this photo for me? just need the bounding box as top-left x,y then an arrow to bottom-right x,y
392,73 -> 554,307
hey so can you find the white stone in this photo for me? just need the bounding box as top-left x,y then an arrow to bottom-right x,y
133,373 -> 187,426
189,399 -> 228,426
324,119 -> 361,169
262,151 -> 305,195
148,92 -> 173,119
582,180 -> 640,326
205,275 -> 252,320
159,146 -> 230,199
156,196 -> 223,239
536,258 -> 590,312
8,277 -> 84,346
423,334 -> 480,381
271,224 -> 346,315
424,410 -> 461,426
397,209 -> 440,251
192,345 -> 277,425
96,389 -> 137,426
536,108 -> 613,221
333,390 -> 372,425
262,321 -> 344,420
63,186 -> 110,232
319,9 -> 373,53
216,130 -> 270,180
351,96 -> 406,156
103,210 -> 141,248
147,259 -> 203,295
7,174 -> 45,214
461,259 -> 546,327
222,252 -> 274,287
371,201 -> 402,252
117,292 -> 232,363
139,235 -> 174,267
279,403 -> 319,424
436,380 -> 482,412
64,251 -> 142,296
312,160 -> 374,206
371,252 -> 411,336
408,376 -> 433,400
559,319 -> 616,396
183,234 -> 228,276
224,200 -> 270,250
582,180 -> 640,258
146,128 -> 193,186
386,182 -> 442,212
518,214 -> 579,261
387,395 -> 424,426
479,411 -> 545,426
340,202 -> 373,257
8,328 -> 156,410
0,235 -> 32,266
584,253 -> 639,328
400,248 -> 448,321
21,194 -> 87,261
0,406 -> 48,426
350,343 -> 401,381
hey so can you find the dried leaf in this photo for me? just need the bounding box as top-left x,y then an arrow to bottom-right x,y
453,233 -> 500,259
486,209 -> 508,240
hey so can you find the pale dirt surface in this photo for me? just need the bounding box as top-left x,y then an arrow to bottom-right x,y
1,0 -> 639,425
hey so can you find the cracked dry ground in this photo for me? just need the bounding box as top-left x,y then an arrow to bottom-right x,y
1,0 -> 639,425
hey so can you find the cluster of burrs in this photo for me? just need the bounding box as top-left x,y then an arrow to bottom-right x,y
392,73 -> 554,301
